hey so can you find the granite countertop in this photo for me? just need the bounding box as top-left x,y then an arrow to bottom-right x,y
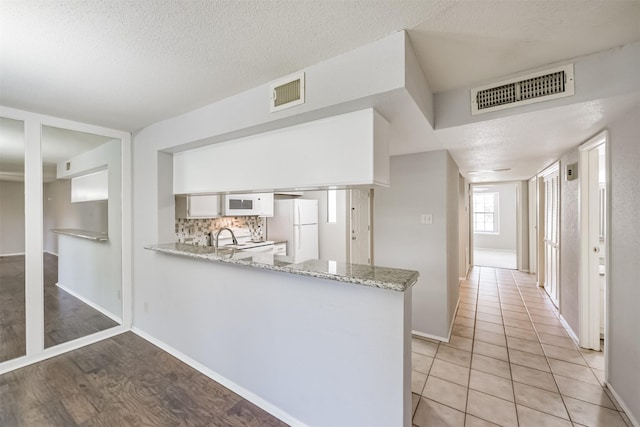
51,228 -> 109,241
145,243 -> 418,292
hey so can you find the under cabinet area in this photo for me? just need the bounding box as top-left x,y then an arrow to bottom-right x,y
175,195 -> 222,219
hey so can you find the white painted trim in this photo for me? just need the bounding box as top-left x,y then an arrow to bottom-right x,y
0,252 -> 25,256
538,161 -> 560,178
473,247 -> 517,253
55,282 -> 122,324
0,105 -> 132,366
411,330 -> 449,343
578,130 -> 608,351
44,250 -> 58,257
606,382 -> 639,427
0,326 -> 128,375
131,327 -> 307,427
559,314 -> 579,346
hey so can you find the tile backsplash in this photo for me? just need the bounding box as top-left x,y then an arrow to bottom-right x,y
176,216 -> 265,246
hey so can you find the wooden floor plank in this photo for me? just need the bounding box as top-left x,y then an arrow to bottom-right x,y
0,332 -> 288,426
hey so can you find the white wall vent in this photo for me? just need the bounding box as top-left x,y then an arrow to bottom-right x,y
471,64 -> 574,115
270,71 -> 305,112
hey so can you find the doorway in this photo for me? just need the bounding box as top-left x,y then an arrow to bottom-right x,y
540,163 -> 560,307
349,189 -> 372,265
471,183 -> 518,269
579,131 -> 608,351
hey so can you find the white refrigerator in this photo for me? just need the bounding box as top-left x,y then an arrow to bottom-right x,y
267,199 -> 319,263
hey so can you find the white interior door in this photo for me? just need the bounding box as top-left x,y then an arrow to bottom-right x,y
579,132 -> 608,351
543,167 -> 560,307
528,177 -> 537,274
349,189 -> 371,265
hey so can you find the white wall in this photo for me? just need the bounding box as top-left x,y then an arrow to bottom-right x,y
301,190 -> 348,263
43,179 -> 108,254
0,180 -> 25,255
473,182 -> 517,251
607,107 -> 640,424
559,147 -> 580,333
374,150 -> 459,340
46,139 -> 122,319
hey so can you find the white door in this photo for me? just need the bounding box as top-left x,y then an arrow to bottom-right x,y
543,167 -> 560,307
578,132 -> 609,351
349,189 -> 371,265
528,177 -> 537,275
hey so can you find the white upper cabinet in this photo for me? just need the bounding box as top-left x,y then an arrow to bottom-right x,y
71,169 -> 109,202
173,109 -> 389,195
176,195 -> 221,219
256,193 -> 274,217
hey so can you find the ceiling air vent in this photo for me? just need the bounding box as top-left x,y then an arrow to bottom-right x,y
270,71 -> 305,112
471,64 -> 574,115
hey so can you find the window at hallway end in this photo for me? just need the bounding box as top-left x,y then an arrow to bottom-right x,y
473,192 -> 499,233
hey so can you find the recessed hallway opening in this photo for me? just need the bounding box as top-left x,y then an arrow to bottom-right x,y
472,183 -> 518,270
411,266 -> 629,426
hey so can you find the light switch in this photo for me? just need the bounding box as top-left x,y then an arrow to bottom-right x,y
421,214 -> 433,224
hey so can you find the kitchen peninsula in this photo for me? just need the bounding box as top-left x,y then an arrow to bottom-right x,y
137,109 -> 414,425
142,240 -> 416,426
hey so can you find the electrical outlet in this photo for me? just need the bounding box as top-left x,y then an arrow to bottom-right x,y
117,290 -> 121,300
144,302 -> 149,313
421,214 -> 433,225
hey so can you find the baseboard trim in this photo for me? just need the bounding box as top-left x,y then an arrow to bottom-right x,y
55,282 -> 122,324
559,314 -> 580,346
131,327 -> 307,427
0,251 -> 25,257
412,295 -> 460,344
606,382 -> 639,427
44,250 -> 59,257
412,330 -> 449,343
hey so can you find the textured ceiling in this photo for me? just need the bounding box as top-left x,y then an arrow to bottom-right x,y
0,0 -> 449,130
2,0 -> 638,131
1,0 -> 639,184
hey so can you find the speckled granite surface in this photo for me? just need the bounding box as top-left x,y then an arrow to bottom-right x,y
145,243 -> 418,292
51,229 -> 109,241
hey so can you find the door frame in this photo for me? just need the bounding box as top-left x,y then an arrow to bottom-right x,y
579,130 -> 609,352
348,188 -> 373,265
539,162 -> 560,306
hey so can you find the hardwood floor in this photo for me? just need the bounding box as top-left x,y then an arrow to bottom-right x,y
0,253 -> 118,363
0,332 -> 288,426
0,255 -> 25,362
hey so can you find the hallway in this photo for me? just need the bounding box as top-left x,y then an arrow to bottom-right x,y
411,267 -> 630,427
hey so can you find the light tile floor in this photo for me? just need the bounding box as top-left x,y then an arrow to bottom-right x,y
411,266 -> 633,427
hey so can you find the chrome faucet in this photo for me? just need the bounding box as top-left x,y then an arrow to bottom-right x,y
213,227 -> 238,248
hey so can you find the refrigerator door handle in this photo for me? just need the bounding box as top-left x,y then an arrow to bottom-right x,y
298,226 -> 302,251
296,204 -> 301,225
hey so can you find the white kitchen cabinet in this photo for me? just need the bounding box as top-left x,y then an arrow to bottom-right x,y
173,109 -> 389,194
273,242 -> 286,255
256,193 -> 274,217
176,195 -> 221,218
71,169 -> 109,202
